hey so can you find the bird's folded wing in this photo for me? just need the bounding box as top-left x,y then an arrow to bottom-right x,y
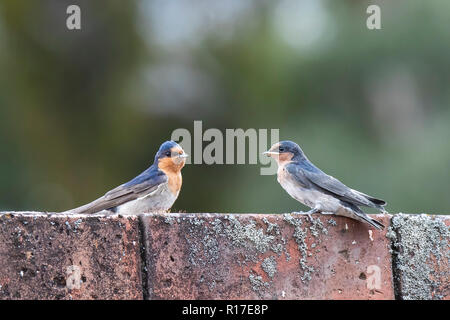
64,171 -> 168,214
285,163 -> 376,208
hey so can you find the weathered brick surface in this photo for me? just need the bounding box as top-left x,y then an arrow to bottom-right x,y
388,214 -> 450,300
0,212 -> 143,299
2,211 -> 447,300
141,213 -> 394,299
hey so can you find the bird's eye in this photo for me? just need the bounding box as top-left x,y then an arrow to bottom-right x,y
279,147 -> 285,152
165,151 -> 171,157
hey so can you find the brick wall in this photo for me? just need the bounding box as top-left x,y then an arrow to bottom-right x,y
0,212 -> 448,300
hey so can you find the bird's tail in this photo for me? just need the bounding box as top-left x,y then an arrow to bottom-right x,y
367,196 -> 386,206
365,216 -> 385,230
354,211 -> 385,230
344,202 -> 385,230
60,203 -> 91,215
352,190 -> 387,210
60,197 -> 108,215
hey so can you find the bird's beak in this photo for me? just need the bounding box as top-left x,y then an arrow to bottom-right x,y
178,152 -> 189,158
263,151 -> 279,156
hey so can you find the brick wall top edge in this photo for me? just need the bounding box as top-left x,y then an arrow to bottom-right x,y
1,211 -> 449,220
2,211 -> 449,218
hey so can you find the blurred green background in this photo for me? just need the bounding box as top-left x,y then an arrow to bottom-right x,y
0,0 -> 449,214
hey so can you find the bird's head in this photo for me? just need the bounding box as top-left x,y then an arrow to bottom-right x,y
154,140 -> 188,173
263,140 -> 304,165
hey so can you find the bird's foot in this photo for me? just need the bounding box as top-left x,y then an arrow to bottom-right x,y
292,212 -> 313,221
292,208 -> 321,222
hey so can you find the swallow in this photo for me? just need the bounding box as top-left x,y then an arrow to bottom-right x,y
63,140 -> 188,215
264,141 -> 386,230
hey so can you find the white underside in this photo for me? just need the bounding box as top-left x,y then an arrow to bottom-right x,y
278,166 -> 355,218
115,182 -> 178,215
280,176 -> 341,211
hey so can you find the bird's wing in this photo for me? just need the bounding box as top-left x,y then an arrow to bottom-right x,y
285,162 -> 383,209
64,169 -> 168,214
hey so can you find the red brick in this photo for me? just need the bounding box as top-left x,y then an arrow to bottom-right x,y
141,213 -> 394,299
0,212 -> 143,300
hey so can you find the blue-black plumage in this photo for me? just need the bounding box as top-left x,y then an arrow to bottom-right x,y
63,140 -> 188,214
264,140 -> 386,230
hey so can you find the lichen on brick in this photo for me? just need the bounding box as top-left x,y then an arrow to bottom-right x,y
159,213 -> 345,295
388,213 -> 449,300
309,217 -> 328,237
222,215 -> 274,254
183,216 -> 218,267
262,256 -> 277,279
263,217 -> 281,236
282,213 -> 331,283
248,273 -> 270,294
164,216 -> 175,225
283,214 -> 310,282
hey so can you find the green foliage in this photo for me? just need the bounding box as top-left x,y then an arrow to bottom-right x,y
1,0 -> 449,214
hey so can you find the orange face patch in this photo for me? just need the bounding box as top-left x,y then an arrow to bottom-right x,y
267,143 -> 293,164
277,152 -> 294,163
157,146 -> 185,195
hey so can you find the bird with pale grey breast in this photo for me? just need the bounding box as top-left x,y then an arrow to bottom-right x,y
63,141 -> 188,215
264,141 -> 386,230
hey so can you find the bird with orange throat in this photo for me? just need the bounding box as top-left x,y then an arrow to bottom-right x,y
63,141 -> 188,214
264,141 -> 386,229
